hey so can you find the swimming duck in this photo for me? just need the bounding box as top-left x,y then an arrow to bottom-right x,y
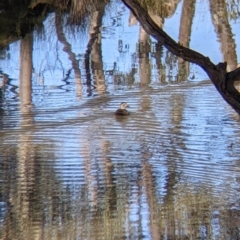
114,102 -> 129,116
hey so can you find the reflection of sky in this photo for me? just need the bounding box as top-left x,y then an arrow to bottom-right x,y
102,2 -> 139,73
1,1 -> 240,236
1,0 -> 240,84
165,1 -> 221,63
191,1 -> 220,62
231,23 -> 240,64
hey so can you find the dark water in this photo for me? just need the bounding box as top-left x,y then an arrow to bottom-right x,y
1,0 -> 240,239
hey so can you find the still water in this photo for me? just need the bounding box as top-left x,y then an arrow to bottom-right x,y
1,0 -> 240,239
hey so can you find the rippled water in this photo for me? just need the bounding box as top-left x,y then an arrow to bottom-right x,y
1,0 -> 240,239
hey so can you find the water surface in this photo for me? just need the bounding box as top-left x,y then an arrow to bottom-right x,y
1,0 -> 240,239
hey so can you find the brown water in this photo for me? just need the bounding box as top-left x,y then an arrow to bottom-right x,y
1,0 -> 240,239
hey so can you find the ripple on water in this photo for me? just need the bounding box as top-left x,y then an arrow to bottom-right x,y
1,83 -> 240,239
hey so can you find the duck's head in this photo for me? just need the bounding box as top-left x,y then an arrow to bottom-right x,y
120,102 -> 128,109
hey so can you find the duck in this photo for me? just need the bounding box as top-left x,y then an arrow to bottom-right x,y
114,102 -> 130,116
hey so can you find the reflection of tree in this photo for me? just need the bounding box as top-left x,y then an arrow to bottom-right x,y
159,186 -> 215,239
209,0 -> 237,71
2,0 -> 240,239
1,145 -> 73,239
0,74 -> 4,115
17,35 -> 34,239
151,42 -> 165,84
0,0 -> 49,47
220,208 -> 240,239
84,2 -> 107,96
1,33 -> 74,239
19,33 -> 32,111
178,0 -> 196,81
130,0 -> 181,85
55,12 -> 82,97
141,161 -> 160,239
138,27 -> 151,86
78,126 -> 130,238
122,0 -> 240,115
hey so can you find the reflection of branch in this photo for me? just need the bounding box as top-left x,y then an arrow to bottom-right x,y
122,0 -> 240,115
55,13 -> 82,96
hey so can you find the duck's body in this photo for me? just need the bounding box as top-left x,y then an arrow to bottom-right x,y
115,108 -> 130,116
114,102 -> 129,116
